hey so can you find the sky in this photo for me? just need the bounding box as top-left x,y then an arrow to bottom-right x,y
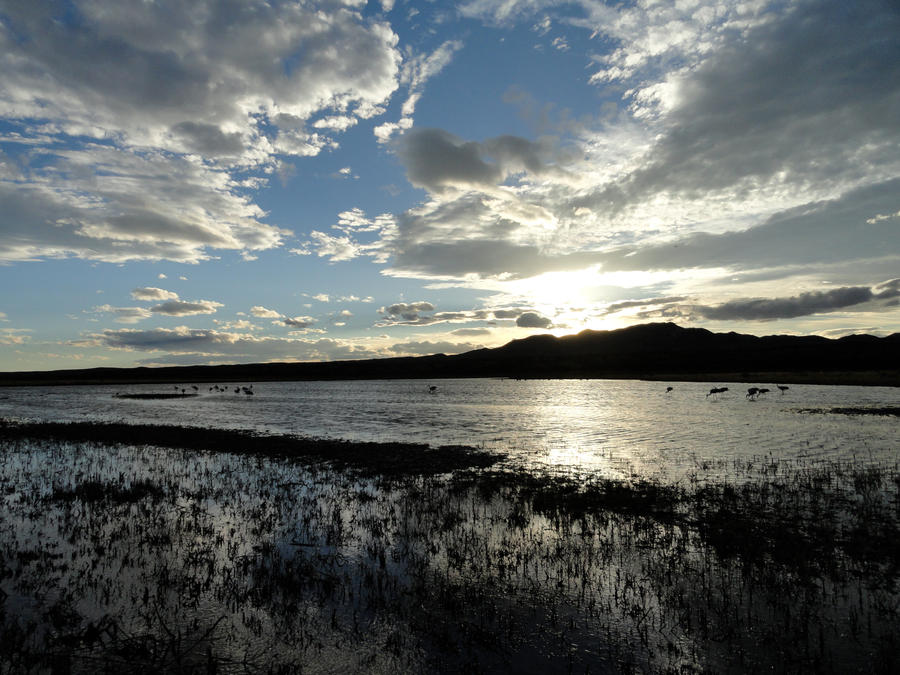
1,0 -> 898,371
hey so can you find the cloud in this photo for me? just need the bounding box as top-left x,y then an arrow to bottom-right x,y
693,282 -> 900,321
375,40 -> 463,143
593,180 -> 900,275
283,316 -> 316,328
379,302 -> 435,322
398,128 -> 551,194
0,328 -> 30,345
0,0 -> 402,262
451,327 -> 493,336
515,312 -> 552,328
0,149 -> 288,263
347,1 -> 900,290
250,306 -> 283,319
213,319 -> 261,332
93,305 -> 153,324
387,340 -> 478,356
151,300 -> 223,316
572,0 -> 900,215
84,326 -> 382,363
131,287 -> 179,301
602,297 -> 687,315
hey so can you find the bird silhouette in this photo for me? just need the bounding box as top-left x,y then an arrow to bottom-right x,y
666,386 -> 674,394
747,387 -> 759,400
706,387 -> 728,398
777,385 -> 789,394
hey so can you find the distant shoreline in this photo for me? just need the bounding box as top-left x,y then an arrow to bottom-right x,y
1,370 -> 897,388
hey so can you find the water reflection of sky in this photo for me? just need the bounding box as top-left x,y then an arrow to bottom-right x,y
1,378 -> 897,482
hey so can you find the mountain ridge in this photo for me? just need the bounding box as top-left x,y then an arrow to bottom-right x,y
2,322 -> 898,386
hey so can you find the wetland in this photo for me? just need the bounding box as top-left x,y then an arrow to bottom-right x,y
1,379 -> 898,672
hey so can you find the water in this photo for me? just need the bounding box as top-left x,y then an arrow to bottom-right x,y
2,378 -> 896,481
2,378 -> 899,672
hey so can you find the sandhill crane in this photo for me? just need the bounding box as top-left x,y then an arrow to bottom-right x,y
706,387 -> 728,399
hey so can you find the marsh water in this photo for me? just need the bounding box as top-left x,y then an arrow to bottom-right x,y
2,378 -> 900,672
1,378 -> 897,481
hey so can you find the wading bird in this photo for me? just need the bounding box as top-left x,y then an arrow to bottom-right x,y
666,386 -> 674,394
747,387 -> 759,400
777,385 -> 789,394
706,387 -> 728,398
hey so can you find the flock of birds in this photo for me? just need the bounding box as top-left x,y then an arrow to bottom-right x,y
664,384 -> 790,399
169,382 -> 791,401
173,384 -> 255,395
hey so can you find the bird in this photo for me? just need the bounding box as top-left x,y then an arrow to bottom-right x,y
191,385 -> 199,391
706,387 -> 728,398
666,386 -> 674,394
429,385 -> 438,393
777,385 -> 789,395
758,388 -> 770,396
747,387 -> 759,400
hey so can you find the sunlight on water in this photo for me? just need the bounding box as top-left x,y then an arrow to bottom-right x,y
1,378 -> 897,482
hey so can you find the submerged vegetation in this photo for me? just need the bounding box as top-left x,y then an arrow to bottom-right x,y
1,418 -> 899,672
795,406 -> 900,417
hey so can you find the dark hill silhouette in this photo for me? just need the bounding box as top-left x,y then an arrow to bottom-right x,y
1,323 -> 898,386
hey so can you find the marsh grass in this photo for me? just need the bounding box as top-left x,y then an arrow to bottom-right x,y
1,420 -> 899,673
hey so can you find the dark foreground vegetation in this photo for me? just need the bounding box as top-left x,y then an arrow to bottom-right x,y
3,322 -> 898,387
1,419 -> 899,673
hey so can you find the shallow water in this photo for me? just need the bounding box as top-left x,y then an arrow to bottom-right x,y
1,378 -> 897,481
